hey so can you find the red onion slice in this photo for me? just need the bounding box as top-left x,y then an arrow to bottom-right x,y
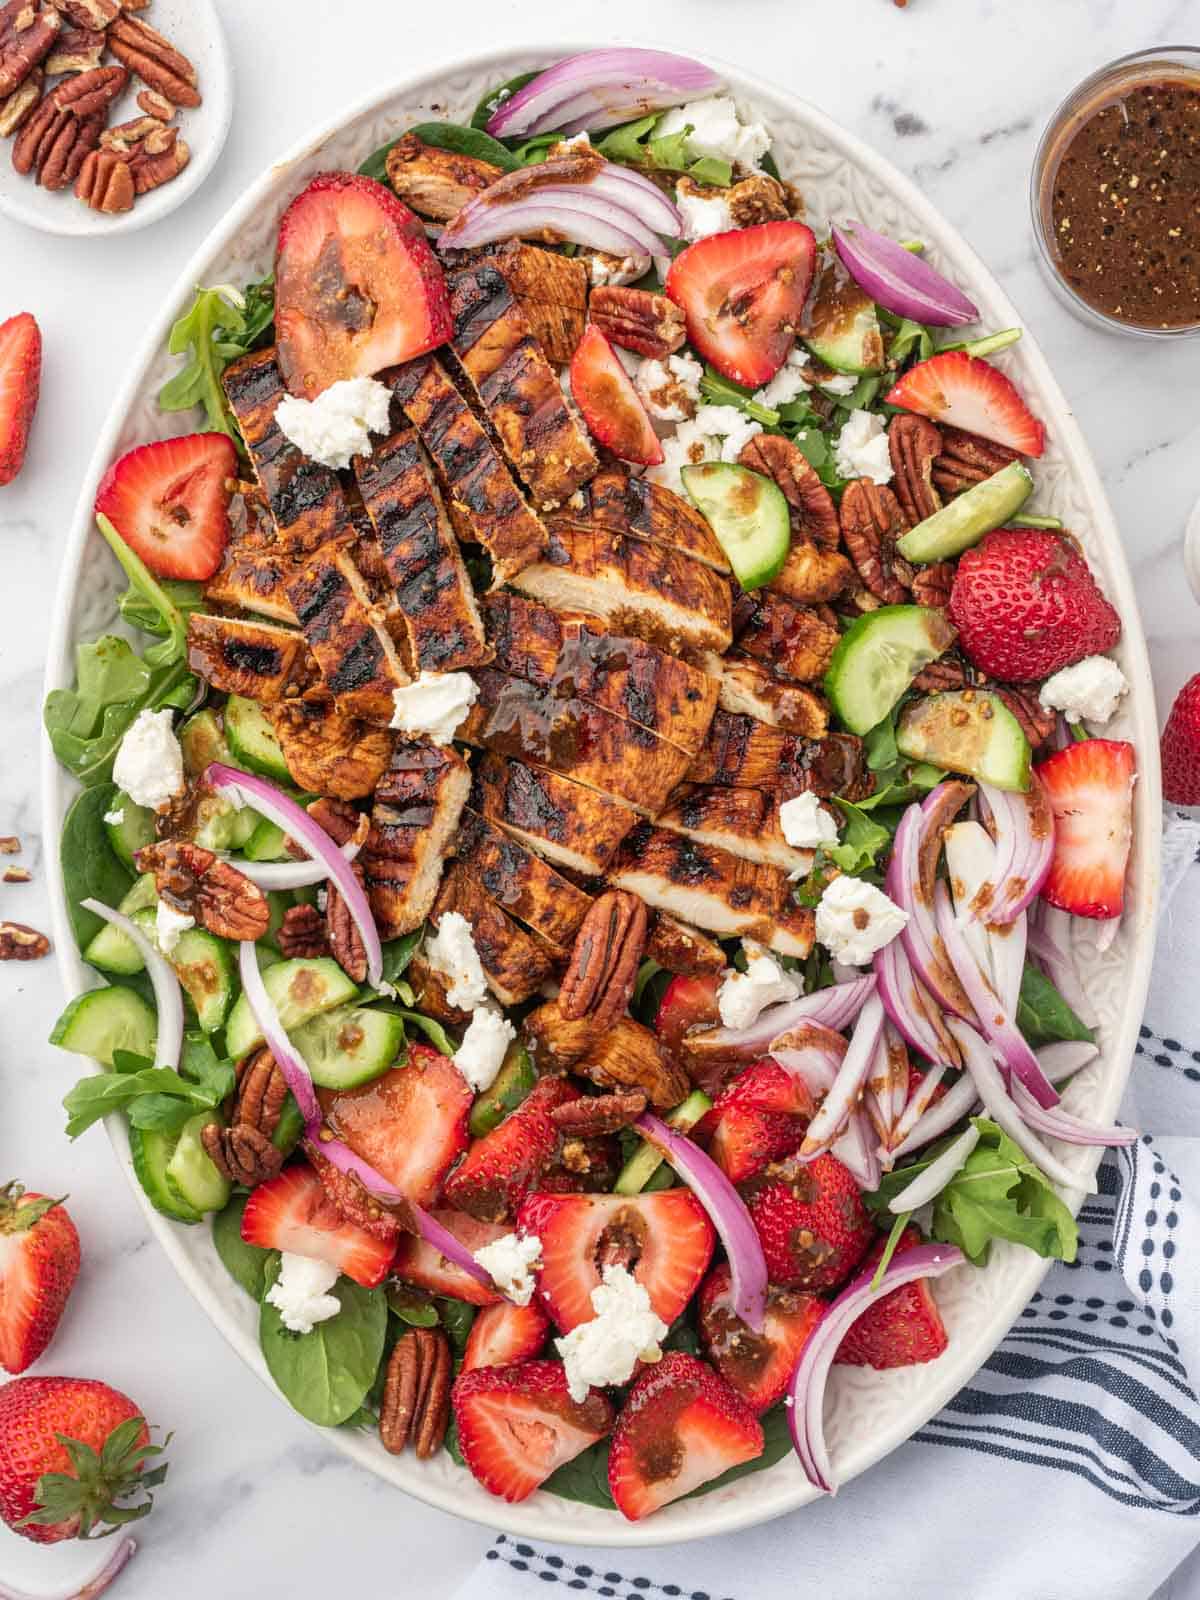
979,778 -> 1055,924
874,935 -> 954,1066
485,49 -> 723,137
887,1124 -> 981,1212
787,1241 -> 964,1490
888,791 -> 973,1019
831,1106 -> 881,1190
232,832 -> 364,892
1039,1040 -> 1100,1083
0,1535 -> 140,1600
1027,909 -> 1098,1028
443,190 -> 660,258
237,940 -> 320,1126
889,1062 -> 948,1149
688,976 -> 876,1063
890,1072 -> 980,1158
81,898 -> 181,1072
589,165 -> 683,234
1010,1080 -> 1136,1147
832,220 -> 978,327
770,1024 -> 844,1099
800,992 -> 885,1157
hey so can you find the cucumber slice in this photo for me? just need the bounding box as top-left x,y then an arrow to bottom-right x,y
272,1093 -> 304,1157
681,462 -> 791,591
897,690 -> 1031,791
292,1004 -> 405,1089
468,1042 -> 536,1138
119,874 -> 159,915
194,796 -> 259,853
129,1125 -> 202,1223
261,891 -> 292,954
178,708 -> 232,777
49,985 -> 157,1067
825,605 -> 958,736
83,921 -> 145,976
225,956 -> 359,1060
104,795 -> 156,870
802,257 -> 883,375
171,926 -> 237,1034
242,816 -> 288,862
165,1111 -> 231,1214
225,695 -> 291,783
896,460 -> 1034,564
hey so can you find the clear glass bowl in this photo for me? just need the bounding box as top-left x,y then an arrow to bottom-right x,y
1030,46 -> 1200,340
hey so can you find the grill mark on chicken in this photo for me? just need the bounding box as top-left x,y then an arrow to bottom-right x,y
186,614 -> 312,702
204,545 -> 300,624
362,740 -> 471,938
561,468 -> 730,574
731,591 -> 840,685
468,241 -> 588,366
433,863 -> 558,1006
657,784 -> 816,874
267,695 -> 394,800
454,807 -> 591,951
471,753 -> 637,877
286,541 -> 408,723
688,710 -> 874,800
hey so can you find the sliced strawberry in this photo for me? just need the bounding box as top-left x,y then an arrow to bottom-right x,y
741,1151 -> 875,1291
317,1043 -> 470,1208
391,1207 -> 504,1306
241,1164 -> 394,1288
698,1261 -> 822,1413
608,1350 -> 763,1520
516,1189 -> 715,1334
665,221 -> 817,387
569,324 -> 663,466
94,432 -> 237,580
537,1135 -> 621,1195
654,973 -> 720,1058
699,1058 -> 815,1183
886,350 -> 1045,457
275,172 -> 451,398
1034,738 -> 1135,919
0,1185 -> 80,1376
453,1359 -> 613,1503
835,1226 -> 948,1369
0,313 -> 41,487
462,1300 -> 551,1372
443,1076 -> 581,1224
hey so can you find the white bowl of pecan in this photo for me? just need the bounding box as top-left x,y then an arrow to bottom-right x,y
0,0 -> 231,235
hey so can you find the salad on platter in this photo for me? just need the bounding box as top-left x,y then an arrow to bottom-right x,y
45,46 -> 1139,1521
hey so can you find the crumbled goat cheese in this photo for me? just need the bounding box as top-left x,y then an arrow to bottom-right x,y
558,132 -> 593,151
753,351 -> 812,411
816,876 -> 908,965
656,96 -> 770,171
454,1006 -> 517,1093
676,186 -> 734,242
473,1231 -> 543,1307
389,670 -> 478,744
112,709 -> 185,811
645,403 -> 763,494
555,1265 -> 668,1401
779,791 -> 839,850
635,352 -> 704,423
589,250 -> 652,287
1038,655 -> 1128,725
819,373 -> 859,397
103,808 -> 125,826
424,911 -> 489,1011
274,376 -> 393,471
835,408 -> 893,484
155,900 -> 195,956
265,1252 -> 341,1335
717,943 -> 801,1029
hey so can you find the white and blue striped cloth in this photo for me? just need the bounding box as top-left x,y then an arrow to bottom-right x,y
455,817 -> 1200,1600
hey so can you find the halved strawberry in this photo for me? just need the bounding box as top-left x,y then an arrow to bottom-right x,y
665,221 -> 817,387
462,1300 -> 551,1372
317,1043 -> 470,1208
391,1208 -> 503,1306
1034,738 -> 1135,919
608,1351 -> 763,1521
275,172 -> 451,398
885,350 -> 1045,457
0,313 -> 41,487
741,1151 -> 875,1291
569,324 -> 663,466
516,1189 -> 715,1334
0,1184 -> 80,1376
241,1164 -> 394,1288
94,432 -> 237,580
699,1058 -> 815,1183
698,1262 -> 822,1413
835,1226 -> 948,1369
654,973 -> 720,1058
453,1360 -> 614,1504
443,1076 -> 581,1224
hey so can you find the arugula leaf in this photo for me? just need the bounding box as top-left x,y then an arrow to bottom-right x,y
595,114 -> 658,164
63,1041 -> 235,1139
1017,964 -> 1095,1046
508,131 -> 565,166
699,365 -> 780,427
827,799 -> 892,875
594,113 -> 732,184
470,70 -> 539,132
688,155 -> 734,186
96,514 -> 188,668
863,713 -> 900,773
881,311 -> 935,368
783,424 -> 846,492
159,278 -> 275,441
212,1194 -> 274,1299
259,1258 -> 388,1427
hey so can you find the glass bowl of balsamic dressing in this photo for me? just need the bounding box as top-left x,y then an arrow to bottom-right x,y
1032,47 -> 1200,338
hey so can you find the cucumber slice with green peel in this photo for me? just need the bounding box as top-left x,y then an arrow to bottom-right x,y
103,795 -> 156,870
225,956 -> 360,1060
291,1004 -> 405,1089
897,690 -> 1031,791
896,460 -> 1033,564
178,708 -> 232,777
468,1043 -> 536,1138
119,874 -> 159,915
83,921 -> 145,976
802,258 -> 884,375
194,797 -> 259,852
171,927 -> 237,1034
165,1112 -> 231,1214
272,1093 -> 304,1157
824,605 -> 958,736
242,815 -> 288,862
225,695 -> 291,783
615,1089 -> 712,1196
681,462 -> 791,591
49,985 -> 157,1067
261,891 -> 292,954
129,1126 -> 202,1224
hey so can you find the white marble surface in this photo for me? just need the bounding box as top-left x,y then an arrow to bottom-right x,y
2,1 -> 1199,1596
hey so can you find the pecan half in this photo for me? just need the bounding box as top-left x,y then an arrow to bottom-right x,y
74,143 -> 132,209
739,434 -> 840,549
101,114 -> 188,193
910,561 -> 954,609
277,902 -> 328,958
933,425 -> 1019,497
135,86 -> 173,120
839,478 -> 914,603
326,863 -> 368,983
889,414 -> 943,527
137,840 -> 271,941
380,1328 -> 451,1459
45,26 -> 105,74
106,12 -> 199,107
911,656 -> 973,693
234,1046 -> 289,1137
994,685 -> 1057,749
0,0 -> 60,100
0,837 -> 18,853
558,890 -> 649,1030
0,920 -> 49,959
4,866 -> 31,883
201,1123 -> 283,1188
550,1089 -> 647,1136
53,62 -> 127,116
589,285 -> 685,359
0,66 -> 40,135
59,0 -> 119,26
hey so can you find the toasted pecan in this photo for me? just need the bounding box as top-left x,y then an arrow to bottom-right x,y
106,10 -> 199,107
889,414 -> 943,527
137,840 -> 270,941
277,902 -> 328,958
589,285 -> 686,359
558,890 -> 648,1030
0,920 -> 49,960
550,1089 -> 647,1136
839,478 -> 914,604
0,0 -> 60,101
380,1327 -> 452,1458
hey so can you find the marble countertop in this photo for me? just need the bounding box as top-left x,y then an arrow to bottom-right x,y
2,1 -> 1199,1595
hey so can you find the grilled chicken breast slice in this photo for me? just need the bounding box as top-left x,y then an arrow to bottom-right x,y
432,863 -> 558,1006
656,785 -> 816,875
688,710 -> 873,799
384,132 -> 503,221
285,539 -> 409,723
471,752 -> 637,877
204,545 -> 300,624
712,657 -> 830,738
186,614 -> 312,703
645,912 -> 726,976
267,695 -> 394,800
473,241 -> 588,366
732,591 -> 840,685
454,807 -> 591,952
557,468 -> 731,574
362,740 -> 471,939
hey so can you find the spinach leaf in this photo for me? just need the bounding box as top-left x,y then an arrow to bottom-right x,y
63,1041 -> 235,1140
863,713 -> 900,773
827,799 -> 892,875
395,1009 -> 456,1056
508,132 -> 566,166
44,641 -> 194,789
470,70 -> 539,132
381,928 -> 423,985
212,1194 -> 274,1300
437,1297 -> 476,1358
259,1258 -> 388,1426
1017,964 -> 1095,1046
96,513 -> 189,668
59,783 -> 133,947
159,278 -> 275,441
386,1284 -> 439,1328
784,423 -> 846,493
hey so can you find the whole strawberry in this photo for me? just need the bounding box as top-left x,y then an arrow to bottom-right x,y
948,528 -> 1120,682
0,1376 -> 167,1543
0,1182 -> 80,1374
1161,673 -> 1200,805
0,312 -> 41,487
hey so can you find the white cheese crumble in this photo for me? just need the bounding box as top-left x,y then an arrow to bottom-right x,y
819,373 -> 860,397
473,1231 -> 543,1307
155,899 -> 195,956
779,791 -> 839,850
675,186 -> 733,242
717,942 -> 801,1029
1038,654 -> 1128,725
389,670 -> 478,745
589,250 -> 652,287
834,408 -> 893,484
274,376 -> 393,471
112,709 -> 184,811
816,876 -> 909,965
656,96 -> 770,172
635,352 -> 704,423
424,911 -> 489,1011
555,1265 -> 668,1401
265,1252 -> 341,1335
103,808 -> 125,826
646,404 -> 763,495
753,351 -> 812,411
454,1006 -> 517,1093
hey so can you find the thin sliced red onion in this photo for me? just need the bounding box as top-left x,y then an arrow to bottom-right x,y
800,991 -> 885,1157
1039,1040 -> 1100,1083
0,1536 -> 138,1600
237,940 -> 320,1126
944,819 -> 997,966
874,935 -> 955,1066
987,912 -> 1027,1021
485,49 -> 722,137
832,220 -> 978,327
769,1025 -> 844,1098
887,1124 -> 980,1212
832,1106 -> 881,1189
443,191 -> 660,258
979,778 -> 1055,924
688,976 -> 876,1063
636,1112 -> 767,1332
232,832 -> 363,891
209,764 -> 382,988
1010,1080 -> 1136,1147
81,898 -> 181,1072
886,1021 -> 910,1126
787,1241 -> 964,1490
864,1032 -> 895,1144
890,1072 -> 980,1158
889,1062 -> 948,1149
590,165 -> 682,233
888,790 -> 973,1019
1028,908 -> 1098,1028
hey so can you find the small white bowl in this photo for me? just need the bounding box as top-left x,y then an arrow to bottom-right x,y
0,0 -> 232,237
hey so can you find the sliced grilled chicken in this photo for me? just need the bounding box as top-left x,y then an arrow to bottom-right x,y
657,785 -> 815,875
384,355 -> 546,584
204,544 -> 300,624
384,132 -> 503,221
268,695 -> 394,800
445,260 -> 598,507
482,593 -> 718,757
713,657 -> 830,737
645,912 -> 726,976
472,752 -> 637,877
558,467 -> 731,574
285,539 -> 409,723
186,614 -> 312,702
512,522 -> 733,655
454,807 -> 591,952
433,863 -> 558,1006
576,1017 -> 691,1109
688,710 -> 873,800
608,822 -> 815,958
362,740 -> 471,939
475,241 -> 588,366
404,955 -> 470,1026
731,590 -> 840,685
353,426 -> 491,674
